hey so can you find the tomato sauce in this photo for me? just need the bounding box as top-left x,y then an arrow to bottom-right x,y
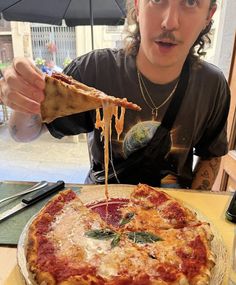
133,187 -> 169,206
52,73 -> 72,85
149,192 -> 169,206
157,263 -> 178,282
162,202 -> 188,227
177,235 -> 207,279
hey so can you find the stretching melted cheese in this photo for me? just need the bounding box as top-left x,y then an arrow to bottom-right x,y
95,103 -> 125,204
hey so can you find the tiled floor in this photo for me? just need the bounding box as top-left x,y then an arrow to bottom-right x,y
0,122 -> 90,184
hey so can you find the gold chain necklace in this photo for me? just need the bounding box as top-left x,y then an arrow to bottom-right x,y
137,70 -> 179,120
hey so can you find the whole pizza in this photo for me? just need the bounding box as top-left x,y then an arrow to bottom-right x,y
26,184 -> 216,285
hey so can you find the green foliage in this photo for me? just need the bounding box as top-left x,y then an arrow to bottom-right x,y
0,63 -> 11,70
34,57 -> 45,66
63,57 -> 72,68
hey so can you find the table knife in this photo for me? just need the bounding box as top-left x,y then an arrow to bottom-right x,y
0,180 -> 48,204
0,180 -> 65,222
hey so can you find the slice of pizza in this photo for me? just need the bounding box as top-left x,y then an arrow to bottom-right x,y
117,184 -> 216,284
41,73 -> 141,123
119,184 -> 201,230
128,225 -> 215,285
27,189 -> 110,284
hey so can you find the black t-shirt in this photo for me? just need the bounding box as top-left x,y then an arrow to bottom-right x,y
46,48 -> 230,187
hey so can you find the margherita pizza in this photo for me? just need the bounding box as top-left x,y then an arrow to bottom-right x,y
26,184 -> 215,285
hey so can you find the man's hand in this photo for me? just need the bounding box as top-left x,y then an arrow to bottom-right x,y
0,58 -> 47,142
0,57 -> 45,114
191,157 -> 221,190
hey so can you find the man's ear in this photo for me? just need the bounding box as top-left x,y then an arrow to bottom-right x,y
134,0 -> 139,21
206,4 -> 217,26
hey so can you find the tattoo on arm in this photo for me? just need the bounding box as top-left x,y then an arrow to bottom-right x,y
196,179 -> 210,190
9,114 -> 44,140
28,115 -> 41,128
192,157 -> 221,190
201,170 -> 210,179
10,124 -> 18,137
209,157 -> 220,179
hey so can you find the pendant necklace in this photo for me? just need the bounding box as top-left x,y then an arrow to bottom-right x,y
137,70 -> 179,120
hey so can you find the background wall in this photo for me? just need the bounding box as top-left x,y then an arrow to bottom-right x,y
212,0 -> 236,79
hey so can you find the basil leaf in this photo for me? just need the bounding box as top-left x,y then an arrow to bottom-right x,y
127,232 -> 163,244
111,234 -> 121,249
85,229 -> 116,240
119,212 -> 135,226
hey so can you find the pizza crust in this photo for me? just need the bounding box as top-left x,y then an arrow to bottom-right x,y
41,73 -> 141,123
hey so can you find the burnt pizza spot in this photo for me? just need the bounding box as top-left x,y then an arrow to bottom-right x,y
52,73 -> 73,85
53,105 -> 60,112
148,253 -> 157,259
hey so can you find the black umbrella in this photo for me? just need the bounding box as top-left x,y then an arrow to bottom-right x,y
0,0 -> 126,50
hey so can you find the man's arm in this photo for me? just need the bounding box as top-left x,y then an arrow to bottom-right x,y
8,112 -> 46,142
191,157 -> 221,190
0,77 -> 46,142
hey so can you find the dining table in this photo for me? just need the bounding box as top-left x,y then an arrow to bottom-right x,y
0,180 -> 235,285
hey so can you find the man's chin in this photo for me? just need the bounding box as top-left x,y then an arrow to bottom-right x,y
149,56 -> 181,70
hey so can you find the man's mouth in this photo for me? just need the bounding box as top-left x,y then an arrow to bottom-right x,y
155,40 -> 177,47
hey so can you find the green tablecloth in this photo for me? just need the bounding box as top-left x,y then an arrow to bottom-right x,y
0,181 -> 81,246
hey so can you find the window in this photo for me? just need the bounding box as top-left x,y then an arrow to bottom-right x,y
106,25 -> 123,33
0,19 -> 11,32
0,35 -> 13,68
30,24 -> 76,68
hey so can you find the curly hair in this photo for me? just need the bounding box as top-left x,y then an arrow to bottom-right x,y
124,0 -> 217,60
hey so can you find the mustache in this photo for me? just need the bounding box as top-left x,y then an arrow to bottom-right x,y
156,31 -> 182,44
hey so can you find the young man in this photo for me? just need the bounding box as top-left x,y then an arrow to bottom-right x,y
0,0 -> 230,189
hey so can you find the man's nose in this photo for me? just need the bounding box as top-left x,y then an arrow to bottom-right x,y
161,5 -> 180,31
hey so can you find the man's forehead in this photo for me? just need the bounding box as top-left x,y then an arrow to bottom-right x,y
137,0 -> 215,2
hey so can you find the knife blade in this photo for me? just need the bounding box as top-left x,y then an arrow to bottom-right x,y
0,180 -> 48,204
0,180 -> 65,222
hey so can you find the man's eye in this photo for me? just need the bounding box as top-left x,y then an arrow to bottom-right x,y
185,0 -> 199,8
150,0 -> 162,4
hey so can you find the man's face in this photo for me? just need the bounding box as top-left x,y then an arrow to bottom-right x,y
135,0 -> 216,69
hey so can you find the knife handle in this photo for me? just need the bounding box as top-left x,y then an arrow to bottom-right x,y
22,180 -> 65,205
